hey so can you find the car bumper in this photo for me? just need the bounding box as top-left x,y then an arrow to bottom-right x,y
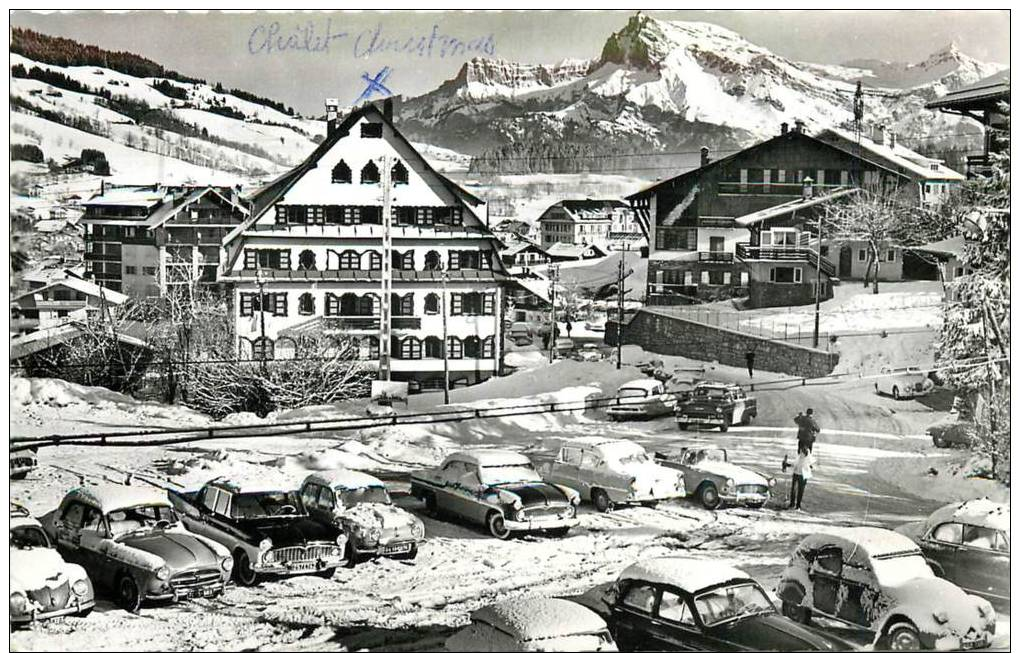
254,558 -> 346,575
931,631 -> 993,650
607,407 -> 654,418
618,489 -> 686,503
10,598 -> 96,624
720,492 -> 770,507
504,516 -> 579,532
356,538 -> 420,558
676,415 -> 726,426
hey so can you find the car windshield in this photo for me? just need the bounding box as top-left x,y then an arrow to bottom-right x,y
479,463 -> 542,485
107,504 -> 179,537
694,583 -> 775,626
871,553 -> 934,586
694,387 -> 729,399
10,525 -> 50,548
339,487 -> 391,508
618,387 -> 649,399
232,492 -> 305,519
693,449 -> 727,464
605,446 -> 653,472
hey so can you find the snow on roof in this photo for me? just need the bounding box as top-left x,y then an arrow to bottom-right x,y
799,527 -> 921,565
82,187 -> 166,208
545,242 -> 606,259
649,250 -> 699,262
304,469 -> 385,491
13,276 -> 130,305
911,235 -> 966,260
619,378 -> 664,391
927,69 -> 1010,109
735,187 -> 861,227
67,485 -> 171,513
619,557 -> 750,593
471,597 -> 608,641
209,472 -> 299,494
925,499 -> 1010,534
445,449 -> 532,468
817,128 -> 965,182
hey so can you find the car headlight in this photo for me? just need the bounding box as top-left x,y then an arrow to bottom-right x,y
262,549 -> 276,564
72,579 -> 90,597
221,556 -> 234,572
411,520 -> 425,540
336,534 -> 347,547
768,477 -> 777,488
156,566 -> 170,581
562,505 -> 576,519
259,538 -> 273,552
724,478 -> 735,492
933,610 -> 949,625
364,527 -> 381,545
10,592 -> 28,614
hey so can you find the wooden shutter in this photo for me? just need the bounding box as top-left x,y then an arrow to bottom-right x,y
482,336 -> 495,359
240,293 -> 254,316
275,206 -> 287,225
448,250 -> 461,270
274,293 -> 288,317
244,249 -> 257,269
279,250 -> 291,270
451,293 -> 463,316
482,293 -> 495,316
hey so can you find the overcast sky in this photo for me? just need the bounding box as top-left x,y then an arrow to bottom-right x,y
11,10 -> 1011,116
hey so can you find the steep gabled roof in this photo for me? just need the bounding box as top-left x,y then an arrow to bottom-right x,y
815,129 -> 964,182
13,275 -> 130,304
142,186 -> 248,229
927,69 -> 1010,110
735,188 -> 861,227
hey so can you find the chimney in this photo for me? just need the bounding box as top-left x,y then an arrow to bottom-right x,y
325,98 -> 340,136
780,122 -> 789,135
383,97 -> 394,122
700,146 -> 711,167
875,124 -> 887,146
793,119 -> 805,134
889,131 -> 897,149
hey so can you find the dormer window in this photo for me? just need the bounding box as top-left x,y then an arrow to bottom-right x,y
392,161 -> 409,185
361,123 -> 383,138
360,161 -> 380,184
331,160 -> 352,184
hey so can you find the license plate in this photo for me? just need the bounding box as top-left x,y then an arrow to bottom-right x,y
961,638 -> 987,650
381,542 -> 412,555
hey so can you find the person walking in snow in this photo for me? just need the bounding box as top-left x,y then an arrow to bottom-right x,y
745,348 -> 756,378
788,449 -> 814,510
795,408 -> 819,454
565,318 -> 573,339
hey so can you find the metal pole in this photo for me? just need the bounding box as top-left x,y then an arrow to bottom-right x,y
257,270 -> 267,376
617,248 -> 625,369
379,155 -> 393,381
813,210 -> 823,348
548,264 -> 558,363
442,270 -> 449,404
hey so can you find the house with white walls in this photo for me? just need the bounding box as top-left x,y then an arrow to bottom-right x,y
220,101 -> 510,390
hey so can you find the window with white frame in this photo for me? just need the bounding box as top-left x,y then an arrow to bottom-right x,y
769,267 -> 802,284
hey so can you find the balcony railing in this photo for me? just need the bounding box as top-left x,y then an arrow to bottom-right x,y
322,316 -> 380,330
735,243 -> 835,277
717,182 -> 847,195
698,217 -> 736,228
391,317 -> 422,329
697,251 -> 734,263
965,155 -> 995,179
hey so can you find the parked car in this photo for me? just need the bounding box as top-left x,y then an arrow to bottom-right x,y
576,343 -> 604,362
509,322 -> 534,346
572,557 -> 851,651
896,499 -> 1009,608
446,596 -> 618,652
299,470 -> 425,564
538,438 -> 685,513
875,366 -> 935,399
777,527 -> 996,650
410,450 -> 579,539
169,477 -> 349,585
675,382 -> 757,432
636,360 -> 673,383
655,447 -> 775,510
605,379 -> 676,421
927,412 -> 977,448
10,503 -> 95,626
10,447 -> 38,480
585,314 -> 608,333
553,337 -> 576,358
42,485 -> 232,612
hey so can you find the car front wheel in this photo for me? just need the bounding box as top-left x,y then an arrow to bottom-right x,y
719,417 -> 730,432
892,386 -> 901,400
699,484 -> 722,510
487,511 -> 512,539
932,433 -> 947,448
885,622 -> 922,651
592,488 -> 612,513
116,573 -> 142,613
233,550 -> 260,586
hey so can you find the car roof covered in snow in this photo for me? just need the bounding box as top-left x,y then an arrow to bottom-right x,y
304,469 -> 386,491
565,437 -> 647,457
471,597 -> 608,640
695,381 -> 742,391
207,475 -> 298,495
797,527 -> 922,565
444,450 -> 532,468
64,485 -> 172,513
924,499 -> 1010,534
619,557 -> 750,593
618,378 -> 663,391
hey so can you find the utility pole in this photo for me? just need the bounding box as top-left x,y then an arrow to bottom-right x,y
256,267 -> 268,376
812,208 -> 823,348
616,246 -> 626,369
379,155 -> 393,381
547,263 -> 559,362
441,267 -> 450,404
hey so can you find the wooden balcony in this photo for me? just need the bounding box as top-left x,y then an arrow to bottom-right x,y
322,316 -> 380,330
735,243 -> 835,276
697,251 -> 734,263
391,317 -> 422,330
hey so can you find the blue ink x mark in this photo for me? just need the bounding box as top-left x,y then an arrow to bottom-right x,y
356,67 -> 393,103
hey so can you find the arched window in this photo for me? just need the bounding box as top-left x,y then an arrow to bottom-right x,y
392,161 -> 409,185
482,336 -> 496,359
464,336 -> 482,358
447,337 -> 463,360
424,250 -> 442,271
298,292 -> 315,315
399,337 -> 422,360
359,294 -> 379,316
298,250 -> 317,270
424,336 -> 444,358
252,337 -> 274,361
360,161 -> 380,184
275,337 -> 297,360
340,292 -> 359,315
366,251 -> 382,271
424,293 -> 440,315
336,250 -> 359,270
391,293 -> 414,316
401,250 -> 415,270
331,160 -> 352,184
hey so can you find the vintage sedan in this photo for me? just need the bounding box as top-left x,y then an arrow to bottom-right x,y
299,470 -> 425,564
605,379 -> 676,421
655,447 -> 775,510
875,366 -> 935,399
896,499 -> 1009,608
42,485 -> 232,612
170,477 -> 349,585
572,557 -> 851,651
778,527 -> 996,650
538,438 -> 685,512
675,382 -> 757,432
447,597 -> 618,652
410,450 -> 579,539
10,503 -> 95,627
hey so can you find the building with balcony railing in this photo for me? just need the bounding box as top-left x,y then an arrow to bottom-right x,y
11,274 -> 129,334
926,69 -> 1010,179
220,101 -> 509,388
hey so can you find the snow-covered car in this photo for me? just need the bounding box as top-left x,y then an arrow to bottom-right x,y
655,447 -> 775,510
170,477 -> 349,585
10,447 -> 38,480
926,413 -> 976,448
585,314 -> 608,332
572,557 -> 851,651
875,366 -> 935,399
410,450 -> 579,539
605,379 -> 676,421
777,527 -> 996,650
675,382 -> 757,432
538,438 -> 685,513
509,322 -> 533,346
10,503 -> 95,627
447,596 -> 618,652
553,337 -> 576,358
575,343 -> 604,362
299,470 -> 425,563
42,485 -> 232,612
895,499 -> 1009,608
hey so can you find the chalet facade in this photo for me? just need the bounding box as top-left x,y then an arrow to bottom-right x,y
499,241 -> 550,268
627,122 -> 917,306
926,69 -> 1010,178
81,185 -> 248,297
220,102 -> 508,389
11,274 -> 129,334
537,199 -> 636,252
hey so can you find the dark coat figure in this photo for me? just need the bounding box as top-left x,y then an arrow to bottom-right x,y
745,350 -> 755,378
565,319 -> 573,338
795,409 -> 819,453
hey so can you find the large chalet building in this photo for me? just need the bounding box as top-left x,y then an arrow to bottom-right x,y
220,101 -> 509,389
926,68 -> 1010,178
628,121 -> 963,307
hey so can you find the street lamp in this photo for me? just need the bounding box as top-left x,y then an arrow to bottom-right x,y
255,266 -> 268,375
803,177 -> 824,348
440,266 -> 450,405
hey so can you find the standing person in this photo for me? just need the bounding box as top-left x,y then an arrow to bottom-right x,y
745,347 -> 756,378
789,449 -> 814,510
565,317 -> 573,339
802,408 -> 819,453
